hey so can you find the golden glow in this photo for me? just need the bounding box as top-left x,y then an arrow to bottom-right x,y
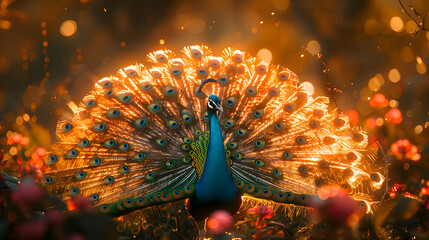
390,16 -> 404,32
67,101 -> 78,113
307,40 -> 321,55
60,20 -> 77,37
414,125 -> 423,134
416,56 -> 427,74
388,68 -> 401,83
257,48 -> 272,63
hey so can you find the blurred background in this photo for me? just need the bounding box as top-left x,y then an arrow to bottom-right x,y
0,0 -> 429,238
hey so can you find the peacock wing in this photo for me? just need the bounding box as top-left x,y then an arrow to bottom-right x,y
213,48 -> 386,213
42,47 -> 221,216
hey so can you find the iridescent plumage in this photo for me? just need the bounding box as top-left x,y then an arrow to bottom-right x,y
43,45 -> 385,220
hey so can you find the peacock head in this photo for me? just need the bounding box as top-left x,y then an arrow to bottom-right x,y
207,95 -> 222,114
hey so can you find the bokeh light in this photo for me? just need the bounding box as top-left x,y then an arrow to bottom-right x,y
60,20 -> 77,37
390,17 -> 404,32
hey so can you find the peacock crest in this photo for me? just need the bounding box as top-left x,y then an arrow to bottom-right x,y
43,45 -> 385,219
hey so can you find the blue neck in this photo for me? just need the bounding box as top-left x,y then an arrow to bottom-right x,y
195,112 -> 237,203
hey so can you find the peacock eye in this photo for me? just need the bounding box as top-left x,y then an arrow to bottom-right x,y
167,120 -> 179,129
181,144 -> 190,151
254,159 -> 264,167
283,151 -> 293,160
90,156 -> 102,166
133,118 -> 148,129
182,110 -> 193,123
183,137 -> 192,144
272,168 -> 282,177
117,93 -> 132,103
84,97 -> 97,108
78,139 -> 90,148
93,122 -> 108,132
224,119 -> 235,128
107,108 -> 120,119
60,122 -> 73,133
104,176 -> 114,184
46,154 -> 58,164
145,171 -> 155,181
278,71 -> 290,81
118,142 -> 131,151
155,138 -> 167,147
253,109 -> 264,118
148,102 -> 162,113
75,170 -> 86,180
89,194 -> 99,202
42,177 -> 53,185
99,78 -> 112,88
133,152 -> 147,161
182,157 -> 191,164
228,141 -> 238,150
66,149 -> 78,158
235,129 -> 247,137
104,139 -> 116,148
165,160 -> 175,168
119,164 -> 129,174
69,186 -> 79,196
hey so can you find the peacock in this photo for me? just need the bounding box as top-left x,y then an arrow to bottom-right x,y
42,45 -> 386,221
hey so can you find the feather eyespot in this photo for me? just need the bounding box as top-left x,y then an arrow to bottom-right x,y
118,142 -> 131,151
272,168 -> 282,177
69,187 -> 79,196
139,82 -> 152,92
123,199 -> 134,208
245,86 -> 257,97
133,118 -> 148,129
125,68 -> 137,77
354,133 -> 365,142
155,138 -> 167,147
104,89 -> 114,98
300,195 -> 307,201
235,129 -> 247,137
313,109 -> 325,117
165,160 -> 175,168
191,48 -> 202,58
77,139 -> 90,148
145,171 -> 155,181
117,93 -> 132,103
93,122 -> 108,132
344,168 -> 354,177
66,149 -> 78,158
107,108 -> 120,119
269,87 -> 279,96
104,176 -> 114,184
253,109 -> 264,118
46,154 -> 57,164
234,153 -> 243,160
286,192 -> 293,198
172,190 -> 184,199
232,50 -> 243,63
315,179 -> 325,187
323,136 -> 335,144
218,74 -> 230,86
161,193 -> 171,202
75,170 -> 86,180
245,184 -> 255,193
181,144 -> 190,152
170,65 -> 182,76
89,156 -> 101,166
262,189 -> 272,197
42,177 -> 53,185
119,165 -> 129,174
224,119 -> 235,128
99,78 -> 112,88
347,152 -> 358,161
83,97 -> 97,109
197,66 -> 208,77
167,120 -> 179,129
319,160 -> 329,169
278,71 -> 290,81
181,110 -> 193,124
256,64 -> 267,74
284,103 -> 296,112
155,52 -> 168,62
203,112 -> 209,122
182,157 -> 191,164
163,85 -> 177,97
371,173 -> 381,182
104,139 -> 116,148
60,122 -> 73,133
99,204 -> 111,213
149,68 -> 162,78
148,102 -> 162,113
296,136 -> 307,145
224,97 -> 237,108
133,152 -> 147,161
227,141 -> 238,150
194,130 -> 202,136
89,194 -> 99,202
273,122 -> 286,131
254,139 -> 266,149
185,185 -> 194,194
334,118 -> 346,127
310,120 -> 321,129
235,180 -> 244,188
183,137 -> 192,144
136,197 -> 147,207
254,159 -> 264,167
283,151 -> 293,160
209,58 -> 220,68
299,165 -> 309,174
297,92 -> 308,100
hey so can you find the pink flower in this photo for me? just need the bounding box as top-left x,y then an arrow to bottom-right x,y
391,139 -> 421,161
67,195 -> 91,212
13,181 -> 43,204
7,132 -> 29,145
385,108 -> 402,124
207,210 -> 232,233
369,93 -> 388,107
